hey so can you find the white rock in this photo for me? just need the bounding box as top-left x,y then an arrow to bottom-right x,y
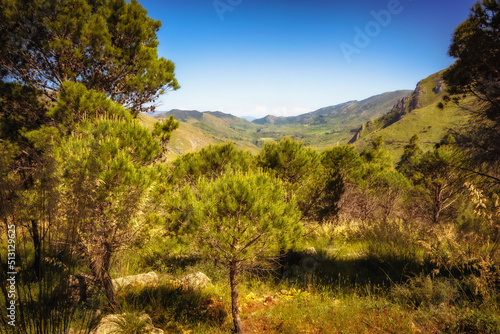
112,271 -> 158,291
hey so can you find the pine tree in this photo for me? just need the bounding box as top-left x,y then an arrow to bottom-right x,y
52,83 -> 163,305
176,171 -> 302,334
256,137 -> 344,221
411,136 -> 467,224
360,135 -> 393,172
0,81 -> 56,280
443,0 -> 500,182
0,0 -> 179,115
397,134 -> 424,179
170,142 -> 255,185
256,137 -> 319,185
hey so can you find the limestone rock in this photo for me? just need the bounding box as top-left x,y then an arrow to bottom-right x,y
433,79 -> 445,94
91,312 -> 163,334
407,80 -> 426,113
304,247 -> 318,256
112,271 -> 158,291
175,271 -> 211,289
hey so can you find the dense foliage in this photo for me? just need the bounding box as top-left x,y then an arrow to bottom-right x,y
443,0 -> 500,182
0,0 -> 179,114
176,171 -> 301,333
0,0 -> 499,333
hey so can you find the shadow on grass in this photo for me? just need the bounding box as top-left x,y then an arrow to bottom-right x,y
116,282 -> 228,332
275,247 -> 438,293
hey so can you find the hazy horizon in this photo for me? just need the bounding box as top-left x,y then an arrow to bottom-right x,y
152,88 -> 414,119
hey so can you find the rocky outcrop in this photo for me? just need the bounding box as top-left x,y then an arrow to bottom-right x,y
433,79 -> 445,94
91,312 -> 163,334
348,123 -> 366,144
407,80 -> 426,113
407,76 -> 446,113
174,271 -> 211,290
390,96 -> 410,115
112,271 -> 159,291
348,73 -> 447,144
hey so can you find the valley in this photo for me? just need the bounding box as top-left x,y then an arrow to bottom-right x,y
149,71 -> 468,161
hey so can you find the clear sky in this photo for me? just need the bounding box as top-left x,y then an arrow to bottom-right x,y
140,0 -> 478,118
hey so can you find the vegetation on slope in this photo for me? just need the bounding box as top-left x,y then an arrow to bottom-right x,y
1,0 -> 500,333
349,71 -> 469,159
152,90 -> 412,157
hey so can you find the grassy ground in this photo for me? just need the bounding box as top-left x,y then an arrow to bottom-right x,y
104,219 -> 500,333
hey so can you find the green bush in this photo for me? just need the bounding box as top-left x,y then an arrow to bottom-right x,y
117,282 -> 228,331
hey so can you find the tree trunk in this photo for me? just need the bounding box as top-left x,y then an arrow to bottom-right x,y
102,244 -> 116,307
30,219 -> 42,280
88,242 -> 116,307
229,261 -> 244,334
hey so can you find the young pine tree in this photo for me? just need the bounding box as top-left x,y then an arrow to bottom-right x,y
169,142 -> 255,185
397,134 -> 424,179
256,137 -> 344,222
177,171 -> 302,334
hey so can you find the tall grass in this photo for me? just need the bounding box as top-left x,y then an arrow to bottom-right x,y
98,215 -> 500,333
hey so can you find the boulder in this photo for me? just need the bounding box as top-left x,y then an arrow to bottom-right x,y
112,271 -> 158,291
304,247 -> 318,256
91,312 -> 163,334
175,271 -> 211,289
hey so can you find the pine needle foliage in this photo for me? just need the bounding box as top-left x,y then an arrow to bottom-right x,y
0,0 -> 179,114
175,171 -> 302,333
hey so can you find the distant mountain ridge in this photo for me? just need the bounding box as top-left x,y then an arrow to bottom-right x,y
252,90 -> 412,126
140,70 -> 469,162
149,89 -> 413,157
156,90 -> 412,127
160,109 -> 242,122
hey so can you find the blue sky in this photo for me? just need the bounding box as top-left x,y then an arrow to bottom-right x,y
140,0 -> 478,118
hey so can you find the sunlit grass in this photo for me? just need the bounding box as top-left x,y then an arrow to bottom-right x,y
103,216 -> 500,333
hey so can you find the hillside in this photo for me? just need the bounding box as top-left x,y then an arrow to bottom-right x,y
253,90 -> 412,126
349,71 -> 469,159
141,113 -> 260,160
144,77 -> 466,160
156,109 -> 259,144
151,90 -> 412,154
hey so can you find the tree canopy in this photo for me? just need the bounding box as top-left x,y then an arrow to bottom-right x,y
53,82 -> 163,305
443,0 -> 500,181
177,170 -> 302,333
0,0 -> 179,115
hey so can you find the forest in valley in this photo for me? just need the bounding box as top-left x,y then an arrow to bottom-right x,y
0,0 -> 499,333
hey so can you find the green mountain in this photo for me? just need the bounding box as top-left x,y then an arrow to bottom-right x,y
147,111 -> 260,160
150,90 -> 412,158
253,90 -> 412,126
349,71 -> 469,159
156,109 -> 260,144
143,76 -> 467,161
